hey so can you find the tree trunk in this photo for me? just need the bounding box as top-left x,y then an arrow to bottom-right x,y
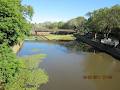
106,29 -> 111,39
94,33 -> 97,40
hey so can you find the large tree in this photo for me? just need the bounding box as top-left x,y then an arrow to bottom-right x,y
0,0 -> 33,46
63,17 -> 87,33
87,5 -> 120,38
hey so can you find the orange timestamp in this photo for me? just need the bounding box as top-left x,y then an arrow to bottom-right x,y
83,75 -> 112,80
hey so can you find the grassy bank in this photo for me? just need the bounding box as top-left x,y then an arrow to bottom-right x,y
26,34 -> 75,41
45,34 -> 75,41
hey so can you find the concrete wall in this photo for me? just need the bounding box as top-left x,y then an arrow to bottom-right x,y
11,42 -> 23,53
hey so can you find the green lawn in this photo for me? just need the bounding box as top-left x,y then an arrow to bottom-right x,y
45,34 -> 75,41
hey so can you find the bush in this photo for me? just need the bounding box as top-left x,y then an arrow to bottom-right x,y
0,44 -> 20,85
0,0 -> 33,46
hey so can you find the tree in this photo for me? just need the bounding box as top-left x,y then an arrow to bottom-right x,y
57,21 -> 64,29
63,17 -> 87,33
87,5 -> 120,39
0,0 -> 33,46
0,0 -> 35,89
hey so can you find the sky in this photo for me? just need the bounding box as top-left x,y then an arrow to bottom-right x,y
22,0 -> 120,23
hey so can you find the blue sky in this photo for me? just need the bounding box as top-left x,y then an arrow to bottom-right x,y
22,0 -> 120,23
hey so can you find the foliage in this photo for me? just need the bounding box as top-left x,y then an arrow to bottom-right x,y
0,0 -> 48,90
63,17 -> 87,32
32,17 -> 86,32
0,0 -> 33,46
87,5 -> 120,38
0,44 -> 20,88
32,21 -> 65,30
5,54 -> 48,90
22,5 -> 34,20
0,44 -> 48,90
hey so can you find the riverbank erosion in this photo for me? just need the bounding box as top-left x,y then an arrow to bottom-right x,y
76,35 -> 120,60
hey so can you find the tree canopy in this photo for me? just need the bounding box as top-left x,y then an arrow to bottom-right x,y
87,5 -> 120,37
32,21 -> 65,30
32,17 -> 87,32
63,17 -> 86,30
0,0 -> 33,46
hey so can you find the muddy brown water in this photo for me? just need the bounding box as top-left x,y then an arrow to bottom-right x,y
18,41 -> 120,90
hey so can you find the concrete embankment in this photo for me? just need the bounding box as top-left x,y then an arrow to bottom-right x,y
11,42 -> 23,53
77,35 -> 120,60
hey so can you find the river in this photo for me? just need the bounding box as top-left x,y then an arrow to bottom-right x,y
18,41 -> 120,90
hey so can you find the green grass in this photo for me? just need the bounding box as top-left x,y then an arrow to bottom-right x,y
45,34 -> 75,41
26,34 -> 75,41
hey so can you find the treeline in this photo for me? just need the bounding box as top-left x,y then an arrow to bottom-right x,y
76,5 -> 120,40
32,21 -> 65,30
32,16 -> 86,31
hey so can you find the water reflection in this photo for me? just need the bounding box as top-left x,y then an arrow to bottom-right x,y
83,53 -> 120,90
59,41 -> 98,53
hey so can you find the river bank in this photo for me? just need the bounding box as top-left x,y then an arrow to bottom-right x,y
76,35 -> 120,60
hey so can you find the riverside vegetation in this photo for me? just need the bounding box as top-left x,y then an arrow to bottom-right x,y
0,45 -> 48,90
0,0 -> 48,90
